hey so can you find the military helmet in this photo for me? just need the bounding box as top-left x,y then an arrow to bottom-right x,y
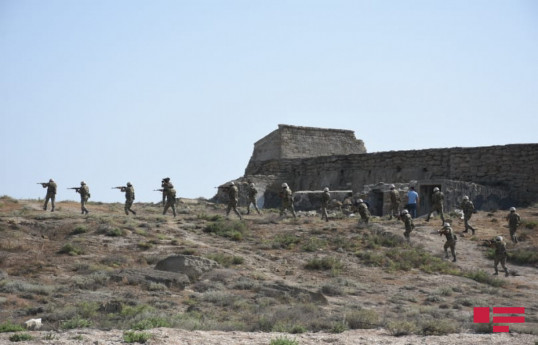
433,187 -> 440,192
401,209 -> 409,215
390,184 -> 395,189
495,236 -> 503,242
358,199 -> 363,203
127,182 -> 132,187
249,182 -> 255,187
323,187 -> 329,192
49,178 -> 54,182
442,222 -> 451,228
282,183 -> 288,188
510,207 -> 516,212
462,196 -> 469,201
163,177 -> 170,182
230,181 -> 235,186
80,181 -> 86,185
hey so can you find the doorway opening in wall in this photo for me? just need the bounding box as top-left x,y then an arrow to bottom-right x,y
370,190 -> 384,216
419,184 -> 442,217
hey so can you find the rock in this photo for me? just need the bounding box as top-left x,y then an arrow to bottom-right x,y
111,268 -> 190,289
155,255 -> 219,282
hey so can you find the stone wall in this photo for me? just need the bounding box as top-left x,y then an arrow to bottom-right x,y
245,144 -> 538,208
246,125 -> 366,172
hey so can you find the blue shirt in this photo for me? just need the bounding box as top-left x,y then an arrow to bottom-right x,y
407,190 -> 419,204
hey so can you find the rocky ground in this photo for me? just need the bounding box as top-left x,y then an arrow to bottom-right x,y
0,196 -> 537,345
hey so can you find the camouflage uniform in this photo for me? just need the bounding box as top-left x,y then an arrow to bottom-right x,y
426,189 -> 445,224
342,194 -> 354,213
279,184 -> 296,218
320,189 -> 331,222
246,183 -> 261,215
401,211 -> 414,241
439,224 -> 457,262
461,198 -> 476,234
357,200 -> 370,224
389,187 -> 401,220
491,238 -> 509,276
162,179 -> 176,217
226,183 -> 242,220
121,183 -> 136,215
506,210 -> 521,244
78,182 -> 90,215
42,179 -> 57,212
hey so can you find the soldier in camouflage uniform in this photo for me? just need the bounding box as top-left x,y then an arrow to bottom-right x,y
225,182 -> 242,220
489,236 -> 509,276
246,182 -> 261,215
119,182 -> 136,215
78,181 -> 90,215
279,183 -> 296,218
320,187 -> 331,222
506,207 -> 521,244
389,184 -> 401,220
400,209 -> 414,241
426,187 -> 445,225
438,222 -> 457,262
161,177 -> 177,217
461,196 -> 476,234
357,199 -> 370,224
40,178 -> 57,212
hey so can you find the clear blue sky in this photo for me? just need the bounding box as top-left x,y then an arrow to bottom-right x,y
1,0 -> 537,203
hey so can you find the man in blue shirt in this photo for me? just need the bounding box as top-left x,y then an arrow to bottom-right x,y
406,186 -> 419,218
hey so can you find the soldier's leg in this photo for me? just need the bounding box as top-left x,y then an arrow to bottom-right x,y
290,205 -> 297,218
163,203 -> 169,215
443,241 -> 450,258
226,203 -> 232,217
426,211 -> 431,222
233,206 -> 242,220
254,202 -> 261,215
51,195 -> 55,212
510,228 -> 517,243
463,218 -> 469,233
493,257 -> 499,275
124,201 -> 129,215
43,196 -> 48,211
501,256 -> 509,276
450,243 -> 456,262
171,202 -> 176,217
247,203 -> 251,215
440,207 -> 445,224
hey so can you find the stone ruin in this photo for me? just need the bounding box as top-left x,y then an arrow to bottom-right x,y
216,124 -> 538,216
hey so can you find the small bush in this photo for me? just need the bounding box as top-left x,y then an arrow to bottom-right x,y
8,333 -> 33,342
131,317 -> 171,330
270,336 -> 299,345
123,331 -> 151,343
462,270 -> 507,287
524,221 -> 537,229
205,253 -> 244,267
301,237 -> 327,252
58,243 -> 84,256
305,257 -> 343,271
420,318 -> 458,335
330,321 -> 347,333
271,234 -> 301,249
346,309 -> 379,329
387,320 -> 419,336
507,248 -> 538,265
137,242 -> 153,250
71,225 -> 87,235
0,322 -> 25,333
197,213 -> 223,221
61,317 -> 92,330
203,220 -> 248,241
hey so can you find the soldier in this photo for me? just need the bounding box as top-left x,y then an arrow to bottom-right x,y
461,196 -> 476,234
115,182 -> 136,215
488,236 -> 509,276
279,183 -> 296,218
426,187 -> 445,225
78,181 -> 90,215
225,182 -> 242,220
246,182 -> 261,215
320,187 -> 330,222
40,179 -> 57,212
389,184 -> 401,220
357,198 -> 370,224
342,192 -> 354,213
506,207 -> 521,244
161,177 -> 177,217
438,222 -> 457,262
400,209 -> 414,241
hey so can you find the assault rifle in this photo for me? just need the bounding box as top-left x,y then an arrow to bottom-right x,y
482,239 -> 495,246
67,187 -> 81,192
112,186 -> 124,190
37,182 -> 48,186
153,189 -> 164,192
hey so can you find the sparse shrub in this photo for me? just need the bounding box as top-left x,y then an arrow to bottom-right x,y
203,220 -> 248,241
0,281 -> 55,296
205,253 -> 244,267
106,228 -> 123,237
271,233 -> 301,249
346,309 -> 379,329
490,218 -> 498,223
123,331 -> 151,343
58,243 -> 84,256
305,257 -> 343,271
462,270 -> 507,287
61,317 -> 92,330
420,318 -> 458,335
270,336 -> 299,345
197,213 -> 223,221
100,255 -> 127,268
507,248 -> 538,265
131,317 -> 171,330
301,237 -> 327,252
321,284 -> 344,296
523,221 -> 537,229
137,242 -> 153,250
71,225 -> 87,235
472,321 -> 493,333
387,320 -> 419,336
73,271 -> 110,290
0,322 -> 25,333
363,230 -> 405,248
8,333 -> 33,342
147,282 -> 168,292
330,321 -> 347,333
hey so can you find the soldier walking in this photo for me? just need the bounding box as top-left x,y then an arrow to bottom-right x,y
438,222 -> 457,262
400,209 -> 414,241
246,182 -> 261,215
279,183 -> 296,218
39,179 -> 57,212
225,182 -> 242,220
357,199 -> 370,224
76,181 -> 90,215
114,182 -> 136,215
506,207 -> 521,244
389,184 -> 400,220
161,177 -> 177,217
426,187 -> 445,225
320,187 -> 330,222
461,196 -> 476,234
488,236 -> 509,276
